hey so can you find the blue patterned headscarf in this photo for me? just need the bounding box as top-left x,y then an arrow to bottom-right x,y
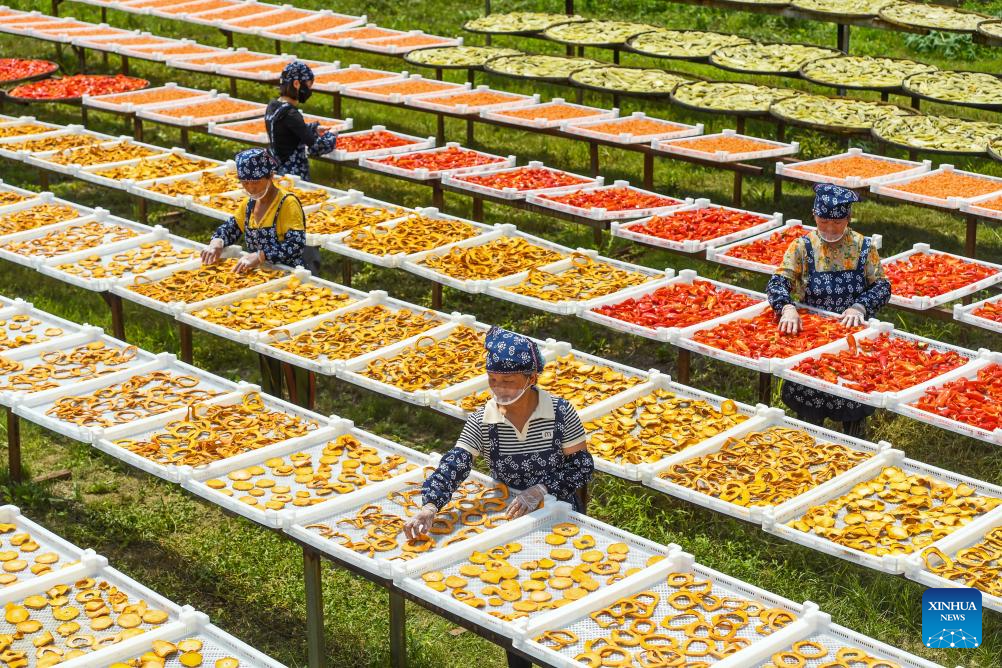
484,326 -> 545,375
234,148 -> 277,180
280,60 -> 315,86
813,183 -> 860,220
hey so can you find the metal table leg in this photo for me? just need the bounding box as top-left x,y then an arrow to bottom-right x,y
472,196 -> 484,222
5,407 -> 22,485
303,547 -> 326,668
432,283 -> 443,310
137,196 -> 148,225
37,168 -> 49,191
733,172 -> 743,208
759,372 -> 773,405
965,213 -> 978,259
589,142 -> 599,178
676,349 -> 691,385
389,590 -> 407,668
100,292 -> 126,340
179,323 -> 193,365
332,92 -> 342,119
432,183 -> 445,210
643,153 -> 653,190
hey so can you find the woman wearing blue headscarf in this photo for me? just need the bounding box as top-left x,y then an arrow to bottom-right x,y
265,60 -> 338,273
767,184 -> 891,437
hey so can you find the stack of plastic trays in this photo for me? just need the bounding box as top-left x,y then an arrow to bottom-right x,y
0,328 -> 156,407
182,417 -> 429,528
641,407 -> 891,522
13,352 -> 239,443
575,373 -> 759,480
486,248 -> 670,316
177,269 -> 368,345
581,269 -> 766,343
91,381 -> 328,482
775,322 -> 980,409
762,449 -> 1002,574
250,289 -> 453,375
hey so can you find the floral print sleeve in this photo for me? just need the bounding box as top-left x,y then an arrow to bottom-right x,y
420,448 -> 474,511
538,450 -> 594,501
212,216 -> 243,247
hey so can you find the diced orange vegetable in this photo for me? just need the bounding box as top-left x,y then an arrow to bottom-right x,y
669,135 -> 780,154
155,99 -> 260,119
972,299 -> 1002,324
885,171 -> 1002,200
350,79 -> 458,97
419,90 -> 525,107
498,103 -> 605,121
579,118 -> 686,136
314,69 -> 396,86
787,155 -> 913,180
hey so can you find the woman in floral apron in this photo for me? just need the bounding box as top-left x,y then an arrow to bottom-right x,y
767,184 -> 891,437
201,148 -> 306,400
265,61 -> 338,274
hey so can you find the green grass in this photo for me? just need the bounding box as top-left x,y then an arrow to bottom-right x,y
1,0 -> 1002,666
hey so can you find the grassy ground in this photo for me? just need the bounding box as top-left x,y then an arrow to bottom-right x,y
1,0 -> 1001,666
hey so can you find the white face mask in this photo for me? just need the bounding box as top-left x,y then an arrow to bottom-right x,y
491,379 -> 532,406
818,228 -> 847,243
243,182 -> 270,201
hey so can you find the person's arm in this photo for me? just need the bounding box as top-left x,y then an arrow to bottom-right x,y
212,215 -> 243,247
282,109 -> 337,156
536,402 -> 594,501
420,416 -> 481,511
851,242 -> 892,318
307,123 -> 337,157
767,238 -> 806,315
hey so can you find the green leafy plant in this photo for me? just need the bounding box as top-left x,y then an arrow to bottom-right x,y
904,30 -> 978,60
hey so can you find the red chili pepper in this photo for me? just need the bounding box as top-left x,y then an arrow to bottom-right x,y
973,299 -> 1002,324
691,311 -> 862,359
791,333 -> 967,393
885,252 -> 999,299
626,207 -> 769,242
8,74 -> 148,100
457,167 -> 591,191
371,146 -> 506,171
722,226 -> 809,267
335,130 -> 420,153
592,280 -> 761,329
0,58 -> 57,83
912,364 -> 1002,431
539,186 -> 681,212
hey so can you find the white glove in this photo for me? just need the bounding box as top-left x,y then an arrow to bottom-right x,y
840,305 -> 866,328
506,484 -> 546,520
778,304 -> 801,335
403,503 -> 437,540
234,250 -> 264,274
200,238 -> 224,266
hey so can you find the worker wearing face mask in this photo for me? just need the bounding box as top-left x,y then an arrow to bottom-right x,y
767,184 -> 891,437
201,147 -> 306,396
265,60 -> 337,274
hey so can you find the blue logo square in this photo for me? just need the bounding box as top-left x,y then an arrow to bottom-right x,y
923,588 -> 982,649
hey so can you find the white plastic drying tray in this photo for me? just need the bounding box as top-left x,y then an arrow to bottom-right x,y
220,6 -> 317,36
611,198 -> 784,254
360,142 -> 516,181
182,418 -> 430,528
762,449 -> 1002,575
286,467 -> 518,579
527,179 -> 691,221
80,614 -> 288,668
257,12 -> 366,41
180,1 -> 288,28
654,129 -> 799,163
83,83 -> 215,113
0,126 -> 113,160
221,56 -> 331,81
111,246 -> 288,316
136,93 -> 266,127
166,46 -> 276,74
77,147 -> 221,190
70,28 -> 153,50
561,111 -> 703,145
13,352 -> 238,444
0,213 -> 153,269
31,22 -> 131,44
0,328 -> 155,407
776,148 -> 930,189
515,550 -> 813,668
208,113 -> 351,145
676,301 -> 872,373
324,208 -> 494,268
325,124 -> 435,162
92,382 -> 331,483
775,322 -> 981,409
429,342 -> 659,421
482,98 -> 618,130
642,407 -> 890,522
442,161 -> 600,201
177,269 -> 367,345
353,30 -> 461,55
0,192 -> 98,241
0,504 -> 91,602
902,510 -> 1002,614
872,164 -> 1002,210
303,190 -> 408,246
962,188 -> 1002,221
401,224 -> 572,294
116,38 -> 214,61
130,161 -> 237,209
882,242 -> 1002,310
308,24 -> 404,48
954,292 -> 1002,335
335,316 -> 491,406
0,117 -> 64,143
889,350 -> 1002,446
581,268 -> 767,343
251,289 -> 454,375
309,64 -> 406,94
394,502 -> 679,639
575,373 -> 760,481
408,86 -> 539,116
486,248 -> 670,316
0,300 -> 89,356
341,74 -> 464,104
25,137 -> 169,176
